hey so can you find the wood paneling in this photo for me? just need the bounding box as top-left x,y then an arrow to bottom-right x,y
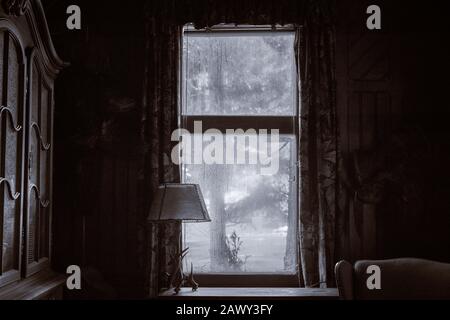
78,154 -> 141,297
336,0 -> 403,261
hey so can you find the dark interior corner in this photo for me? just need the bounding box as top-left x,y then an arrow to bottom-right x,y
0,0 -> 449,300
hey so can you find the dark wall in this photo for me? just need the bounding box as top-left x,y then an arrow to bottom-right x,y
336,0 -> 450,262
43,0 -> 146,298
41,0 -> 450,298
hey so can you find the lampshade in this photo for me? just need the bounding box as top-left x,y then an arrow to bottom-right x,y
148,183 -> 211,222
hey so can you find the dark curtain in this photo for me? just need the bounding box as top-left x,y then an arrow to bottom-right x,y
141,15 -> 182,297
148,0 -> 307,29
297,2 -> 337,287
142,0 -> 338,297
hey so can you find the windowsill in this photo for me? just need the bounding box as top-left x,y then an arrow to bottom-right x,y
159,287 -> 339,300
192,273 -> 299,287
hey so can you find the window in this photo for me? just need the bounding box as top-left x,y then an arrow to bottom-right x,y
180,24 -> 298,281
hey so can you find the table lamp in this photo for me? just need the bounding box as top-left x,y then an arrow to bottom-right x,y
148,183 -> 210,293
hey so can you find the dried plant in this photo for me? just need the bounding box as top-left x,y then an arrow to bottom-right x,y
224,231 -> 250,271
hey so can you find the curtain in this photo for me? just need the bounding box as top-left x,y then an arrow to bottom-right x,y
297,1 -> 338,287
148,0 -> 306,29
141,14 -> 182,297
142,0 -> 338,297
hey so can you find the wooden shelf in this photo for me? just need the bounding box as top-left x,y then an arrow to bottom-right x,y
0,270 -> 66,300
160,287 -> 339,300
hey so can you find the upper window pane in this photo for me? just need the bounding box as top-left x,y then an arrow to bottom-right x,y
182,30 -> 296,116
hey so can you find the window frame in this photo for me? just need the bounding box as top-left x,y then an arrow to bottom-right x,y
178,24 -> 300,287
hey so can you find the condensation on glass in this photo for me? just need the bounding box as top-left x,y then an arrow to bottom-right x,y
182,27 -> 297,116
181,26 -> 298,274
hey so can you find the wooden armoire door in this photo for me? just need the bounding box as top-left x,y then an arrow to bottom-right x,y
0,27 -> 26,287
0,0 -> 65,293
23,48 -> 53,277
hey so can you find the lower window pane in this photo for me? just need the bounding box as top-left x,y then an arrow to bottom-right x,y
182,134 -> 297,274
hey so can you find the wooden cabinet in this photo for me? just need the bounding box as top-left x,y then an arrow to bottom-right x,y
24,47 -> 54,277
0,0 -> 64,292
0,27 -> 25,288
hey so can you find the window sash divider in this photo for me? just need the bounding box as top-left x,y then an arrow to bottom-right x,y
182,115 -> 296,134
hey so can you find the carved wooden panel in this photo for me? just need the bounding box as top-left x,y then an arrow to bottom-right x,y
2,0 -> 30,16
0,29 -> 25,287
24,49 -> 52,277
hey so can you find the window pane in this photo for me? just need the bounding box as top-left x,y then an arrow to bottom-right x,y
182,32 -> 296,116
183,134 -> 297,273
